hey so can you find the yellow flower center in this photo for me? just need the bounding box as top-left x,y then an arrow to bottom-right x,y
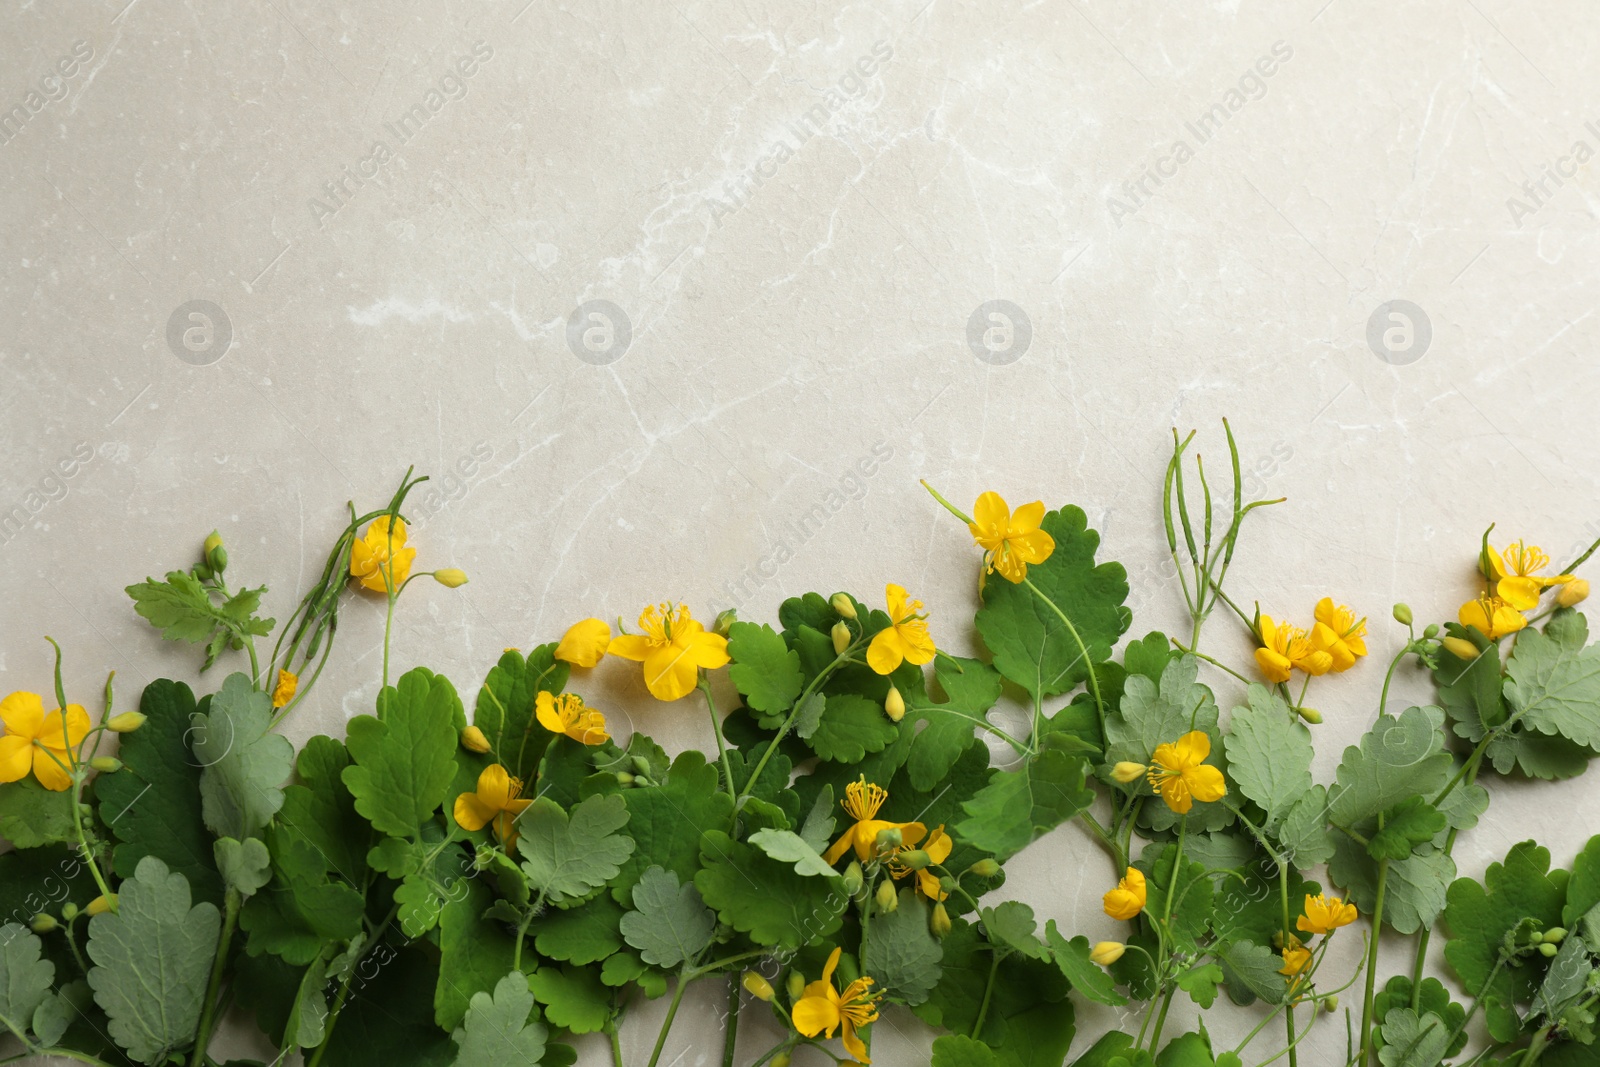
637,602 -> 689,645
1504,541 -> 1548,577
843,778 -> 888,821
838,978 -> 881,1025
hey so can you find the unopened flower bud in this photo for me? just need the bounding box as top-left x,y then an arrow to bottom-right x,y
939,875 -> 957,893
931,902 -> 952,938
1392,603 -> 1414,626
741,971 -> 774,1001
713,609 -> 738,637
771,1053 -> 791,1067
1559,580 -> 1590,608
1538,941 -> 1559,957
842,862 -> 863,896
897,849 -> 931,870
632,757 -> 655,777
874,827 -> 902,854
1089,941 -> 1125,966
787,971 -> 806,1003
194,562 -> 213,582
30,914 -> 57,933
884,686 -> 905,723
86,895 -> 114,916
616,771 -> 635,786
90,757 -> 122,773
1441,636 -> 1480,661
831,621 -> 851,654
460,726 -> 491,753
433,568 -> 468,588
204,531 -> 226,572
1111,761 -> 1147,784
1322,996 -> 1339,1014
875,880 -> 899,913
108,712 -> 146,733
1297,706 -> 1323,725
60,903 -> 78,921
1542,927 -> 1568,944
1422,623 -> 1440,639
967,858 -> 1000,878
831,593 -> 858,620
204,530 -> 224,555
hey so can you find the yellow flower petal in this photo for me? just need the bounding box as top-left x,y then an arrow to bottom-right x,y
0,736 -> 32,784
555,618 -> 612,667
0,691 -> 45,739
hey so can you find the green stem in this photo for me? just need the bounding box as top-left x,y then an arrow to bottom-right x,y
381,588 -> 397,693
1358,856 -> 1391,1067
306,975 -> 352,1067
606,1017 -> 624,1067
1280,859 -> 1298,1067
970,950 -> 1002,1039
700,678 -> 738,804
1021,576 -> 1106,732
736,643 -> 856,808
749,1039 -> 800,1067
1170,640 -> 1252,685
512,894 -> 543,972
723,972 -> 741,1067
1378,645 -> 1408,717
645,973 -> 694,1067
1148,986 -> 1177,1052
189,887 -> 241,1067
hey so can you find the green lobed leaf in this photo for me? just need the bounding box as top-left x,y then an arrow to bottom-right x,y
527,963 -> 611,1033
727,622 -> 803,725
865,889 -> 944,1006
748,828 -> 837,878
193,672 -> 293,841
1105,656 -> 1221,768
534,894 -> 625,965
1564,834 -> 1600,932
933,1034 -> 1002,1067
974,505 -> 1131,699
1505,612 -> 1600,749
278,735 -> 370,887
1329,706 -> 1453,828
1276,786 -> 1336,869
214,836 -> 272,895
955,734 -> 1094,860
342,667 -> 461,838
450,971 -> 547,1065
1331,836 -> 1454,935
901,656 -> 1004,792
0,923 -> 56,1037
982,901 -> 1049,960
1136,842 -> 1214,951
436,876 -> 518,1030
1377,1008 -> 1452,1067
86,856 -> 222,1065
239,820 -> 365,965
612,751 -> 734,905
517,793 -> 633,907
0,775 -> 78,849
807,693 -> 898,763
695,831 -> 846,949
618,866 -> 715,969
126,570 -> 272,651
1373,976 -> 1468,1058
1214,940 -> 1285,1007
473,645 -> 569,783
1175,961 -> 1225,1008
1042,922 -> 1127,1006
1224,685 -> 1312,828
1368,797 -> 1448,862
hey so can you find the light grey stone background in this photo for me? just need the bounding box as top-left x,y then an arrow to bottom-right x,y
3,0 -> 1598,1064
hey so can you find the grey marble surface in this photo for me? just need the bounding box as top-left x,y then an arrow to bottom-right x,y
4,1 -> 1600,1064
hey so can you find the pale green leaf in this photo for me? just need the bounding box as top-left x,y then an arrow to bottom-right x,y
214,836 -> 272,895
618,866 -> 714,969
1041,922 -> 1126,1006
864,889 -> 944,1005
1368,798 -> 1448,862
1328,707 -> 1452,828
1224,685 -> 1313,827
451,971 -> 547,1064
748,828 -> 837,878
1331,836 -> 1453,935
1378,1008 -> 1451,1067
193,672 -> 293,841
1105,656 -> 1221,767
1505,618 -> 1600,749
0,923 -> 55,1036
517,794 -> 633,907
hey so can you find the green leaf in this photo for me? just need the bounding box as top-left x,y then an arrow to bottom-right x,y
799,785 -> 836,852
1224,685 -> 1312,827
86,856 -> 222,1065
1374,977 -> 1468,1059
1277,786 -> 1336,869
31,982 -> 77,1046
933,1034 -> 1001,1067
534,895 -> 624,965
982,901 -> 1049,960
956,734 -> 1093,859
807,693 -> 898,763
1443,840 -> 1569,1042
1368,798 -> 1448,862
126,570 -> 272,661
194,672 -> 293,841
695,831 -> 846,948
0,845 -> 98,984
1156,1031 -> 1215,1067
974,505 -> 1131,699
727,622 -> 803,725
748,828 -> 837,878
864,889 -> 944,1005
0,923 -> 56,1037
436,876 -> 518,1030
278,735 -> 370,887
1329,706 -> 1453,828
239,819 -> 366,965
0,775 -> 77,848
518,793 -> 633,907
1214,940 -> 1285,1007
320,939 -> 457,1067
97,679 -> 223,906
1175,961 -> 1225,1008
1378,1009 -> 1452,1067
1533,937 -> 1592,1022
618,866 -> 714,969
1564,834 -> 1600,931
1331,836 -> 1454,935
612,751 -> 735,904
528,963 -> 611,1033
342,667 -> 461,837
214,837 -> 272,895
450,971 -> 547,1065
1042,922 -> 1126,1006
1106,656 -> 1221,767
1505,613 -> 1600,748
473,645 -> 569,782
902,657 -> 1004,792
1137,842 -> 1214,951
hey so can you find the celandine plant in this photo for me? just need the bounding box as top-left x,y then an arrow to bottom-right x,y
0,426 -> 1596,1067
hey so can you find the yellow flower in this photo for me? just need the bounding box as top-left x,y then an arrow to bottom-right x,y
865,584 -> 936,676
967,492 -> 1056,583
349,515 -> 416,593
0,692 -> 90,792
1103,867 -> 1147,920
555,618 -> 611,668
891,825 -> 952,900
607,603 -> 729,701
1312,599 -> 1368,672
1559,579 -> 1590,608
536,691 -> 609,745
271,669 -> 298,709
1090,941 -> 1126,966
1279,937 -> 1312,978
452,764 -> 533,851
1146,732 -> 1227,815
1297,894 -> 1358,935
1254,615 -> 1333,683
1487,542 -> 1570,611
792,946 -> 882,1065
824,777 -> 926,865
1111,761 -> 1147,784
1459,595 -> 1527,640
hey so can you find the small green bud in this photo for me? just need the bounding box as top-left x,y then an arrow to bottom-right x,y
1297,706 -> 1323,724
208,545 -> 228,572
830,593 -> 857,620
713,608 -> 738,637
1422,623 -> 1440,639
873,827 -> 902,853
842,862 -> 863,896
108,711 -> 147,733
204,530 -> 224,555
930,902 -> 952,938
60,902 -> 78,921
616,772 -> 635,786
30,913 -> 57,934
741,971 -> 774,1001
193,562 -> 213,582
1322,996 -> 1339,1014
968,858 -> 1001,878
939,874 -> 957,893
1393,603 -> 1414,626
90,756 -> 122,773
771,1053 -> 791,1067
831,621 -> 851,654
875,879 -> 899,913
1542,927 -> 1568,944
897,849 -> 931,870
786,971 -> 806,1004
1538,942 -> 1559,957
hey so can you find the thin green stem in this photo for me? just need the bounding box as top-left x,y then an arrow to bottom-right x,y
736,643 -> 856,808
381,588 -> 397,693
1358,855 -> 1391,1067
606,1017 -> 624,1067
1149,985 -> 1177,1052
1378,645 -> 1408,718
1021,576 -> 1106,731
699,678 -> 737,805
971,950 -> 1002,1039
306,975 -> 352,1067
749,1039 -> 800,1067
1280,859 -> 1298,1067
1170,640 -> 1252,685
645,974 -> 694,1067
722,973 -> 741,1067
189,887 -> 241,1067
